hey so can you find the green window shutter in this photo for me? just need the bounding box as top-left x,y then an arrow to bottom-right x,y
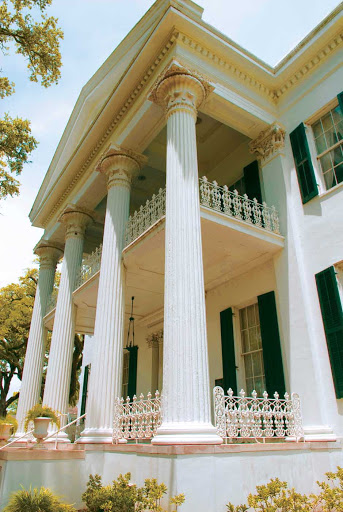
258,291 -> 286,397
127,346 -> 138,399
80,364 -> 90,416
290,123 -> 318,204
315,267 -> 343,398
243,160 -> 262,203
338,92 -> 343,113
220,307 -> 237,395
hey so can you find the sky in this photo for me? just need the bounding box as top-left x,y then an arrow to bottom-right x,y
0,0 -> 341,289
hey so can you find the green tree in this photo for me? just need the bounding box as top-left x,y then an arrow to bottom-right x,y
0,0 -> 63,199
0,268 -> 37,417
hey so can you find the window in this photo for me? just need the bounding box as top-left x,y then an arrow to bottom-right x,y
239,303 -> 266,396
312,104 -> 343,190
122,351 -> 130,398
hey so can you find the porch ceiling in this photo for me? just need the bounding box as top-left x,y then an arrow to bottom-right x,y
44,210 -> 283,334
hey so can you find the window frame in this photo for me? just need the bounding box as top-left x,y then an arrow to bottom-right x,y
232,299 -> 266,395
306,98 -> 343,194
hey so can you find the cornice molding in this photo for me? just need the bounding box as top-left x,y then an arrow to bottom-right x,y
41,21 -> 342,228
43,30 -> 179,227
177,29 -> 343,102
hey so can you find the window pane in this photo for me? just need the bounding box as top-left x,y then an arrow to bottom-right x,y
320,152 -> 333,172
252,351 -> 262,376
325,127 -> 338,148
249,327 -> 259,351
244,354 -> 253,378
312,120 -> 323,139
321,112 -> 333,132
324,169 -> 336,189
314,134 -> 327,154
254,377 -> 265,397
247,305 -> 255,326
246,378 -> 254,396
241,330 -> 249,352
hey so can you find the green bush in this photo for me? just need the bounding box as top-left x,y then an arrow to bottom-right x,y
3,486 -> 76,512
82,472 -> 185,512
227,466 -> 343,512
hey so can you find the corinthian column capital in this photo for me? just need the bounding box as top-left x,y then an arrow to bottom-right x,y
96,144 -> 147,190
34,240 -> 63,270
59,205 -> 94,240
149,60 -> 214,120
249,122 -> 286,164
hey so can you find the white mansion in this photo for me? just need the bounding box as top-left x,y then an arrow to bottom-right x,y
2,0 -> 343,510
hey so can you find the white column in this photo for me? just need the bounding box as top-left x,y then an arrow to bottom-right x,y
150,61 -> 222,444
15,242 -> 62,436
80,146 -> 146,443
43,206 -> 92,440
250,127 -> 337,441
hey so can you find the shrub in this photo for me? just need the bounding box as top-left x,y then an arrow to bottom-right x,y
3,486 -> 76,512
82,472 -> 185,512
24,404 -> 60,432
227,466 -> 343,512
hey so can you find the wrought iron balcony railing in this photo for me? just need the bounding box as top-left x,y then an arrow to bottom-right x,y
112,387 -> 303,444
113,391 -> 162,443
213,387 -> 304,441
125,177 -> 280,246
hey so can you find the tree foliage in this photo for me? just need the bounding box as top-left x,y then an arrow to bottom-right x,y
0,0 -> 63,199
0,268 -> 37,417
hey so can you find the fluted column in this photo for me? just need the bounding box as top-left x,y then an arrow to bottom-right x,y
15,241 -> 63,436
80,145 -> 146,443
150,60 -> 222,444
43,206 -> 93,440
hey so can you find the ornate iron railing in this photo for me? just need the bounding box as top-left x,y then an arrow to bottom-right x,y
125,188 -> 166,246
213,387 -> 303,441
75,244 -> 102,289
199,177 -> 280,234
113,391 -> 162,443
124,179 -> 280,247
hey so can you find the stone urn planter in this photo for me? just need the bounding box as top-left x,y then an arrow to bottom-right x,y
0,423 -> 13,443
33,417 -> 51,443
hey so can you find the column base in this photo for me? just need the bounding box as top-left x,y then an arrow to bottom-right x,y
77,427 -> 123,444
303,425 -> 337,442
152,422 -> 223,445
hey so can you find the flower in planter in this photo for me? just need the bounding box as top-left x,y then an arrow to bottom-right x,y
24,404 -> 60,432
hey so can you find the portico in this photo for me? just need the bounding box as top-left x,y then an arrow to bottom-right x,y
7,1 -> 343,509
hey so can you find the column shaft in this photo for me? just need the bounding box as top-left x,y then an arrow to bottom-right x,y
16,245 -> 61,435
82,177 -> 130,441
149,61 -> 222,444
80,147 -> 144,444
43,209 -> 91,438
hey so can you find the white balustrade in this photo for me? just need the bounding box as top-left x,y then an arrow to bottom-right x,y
75,244 -> 102,289
199,177 -> 280,234
113,391 -> 162,442
125,188 -> 166,246
213,387 -> 304,441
